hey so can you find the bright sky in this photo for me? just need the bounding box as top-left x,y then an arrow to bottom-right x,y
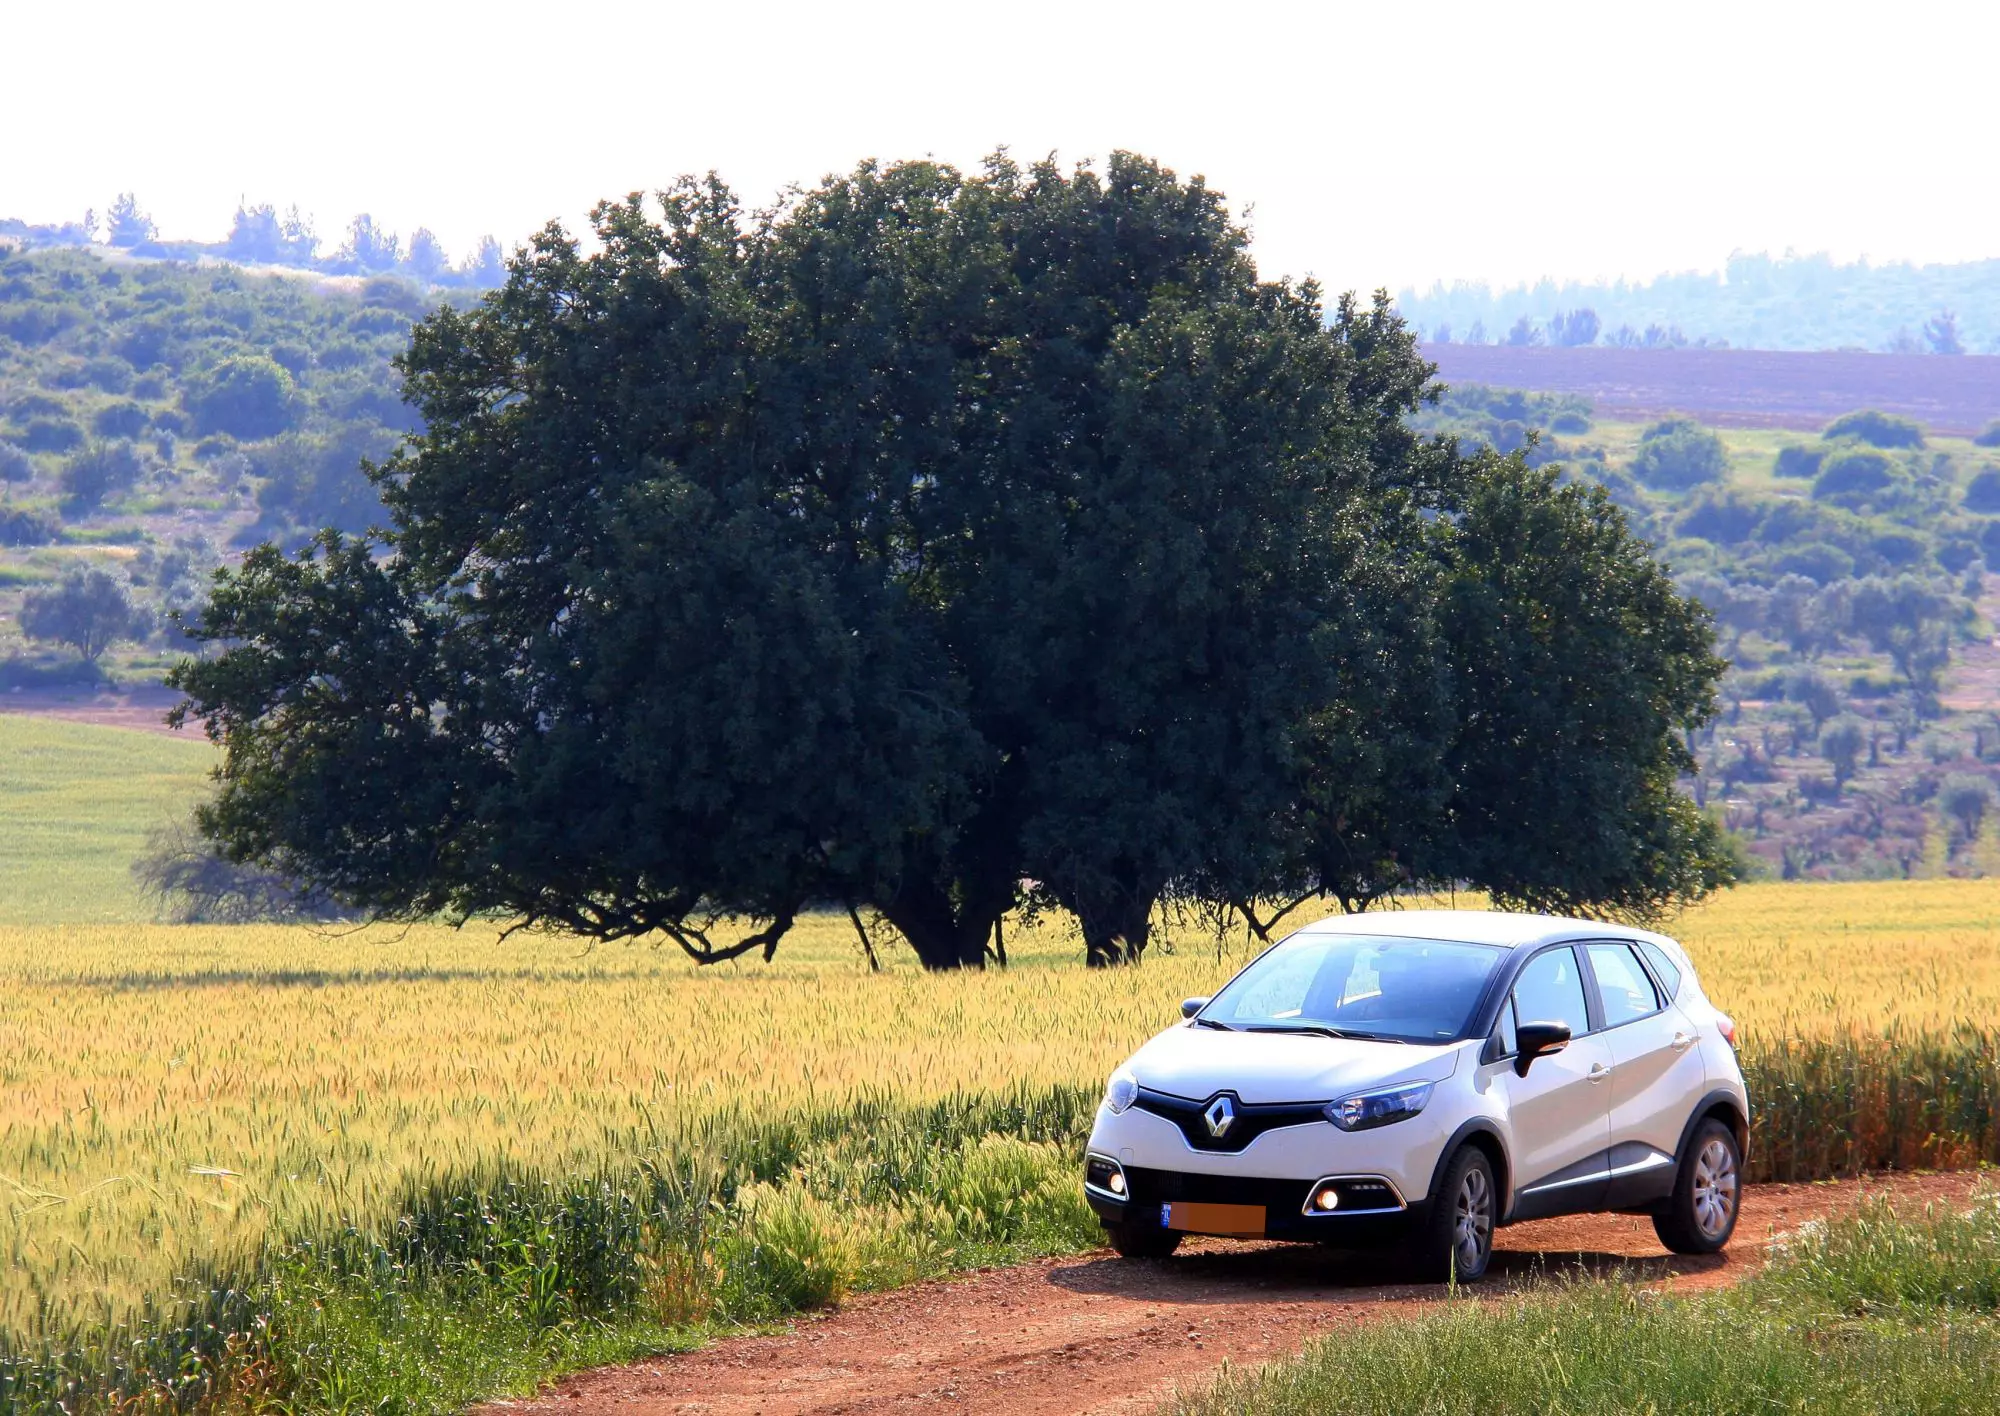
14,0 -> 1998,294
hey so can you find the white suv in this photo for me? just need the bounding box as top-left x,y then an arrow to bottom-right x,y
1083,910 -> 1746,1281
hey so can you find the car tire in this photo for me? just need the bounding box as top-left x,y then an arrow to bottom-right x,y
1653,1118 -> 1742,1255
1414,1145 -> 1496,1283
1104,1221 -> 1183,1259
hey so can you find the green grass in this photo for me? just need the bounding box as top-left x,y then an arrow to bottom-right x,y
1167,1192 -> 2000,1416
0,717 -> 212,923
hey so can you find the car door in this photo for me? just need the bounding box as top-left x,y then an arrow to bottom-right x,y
1582,941 -> 1710,1209
1488,944 -> 1613,1220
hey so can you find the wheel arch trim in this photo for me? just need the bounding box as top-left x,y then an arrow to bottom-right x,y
1427,1118 -> 1511,1216
1676,1088 -> 1749,1164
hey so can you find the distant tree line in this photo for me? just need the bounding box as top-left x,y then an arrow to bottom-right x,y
1402,250 -> 2000,354
169,154 -> 1736,969
1,193 -> 506,288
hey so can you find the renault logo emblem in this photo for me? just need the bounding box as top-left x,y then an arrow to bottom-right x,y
1203,1095 -> 1236,1139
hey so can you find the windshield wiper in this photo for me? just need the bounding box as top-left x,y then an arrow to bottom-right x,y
1248,1024 -> 1406,1043
1191,1017 -> 1236,1031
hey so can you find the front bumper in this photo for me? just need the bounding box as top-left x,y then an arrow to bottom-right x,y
1085,1158 -> 1426,1246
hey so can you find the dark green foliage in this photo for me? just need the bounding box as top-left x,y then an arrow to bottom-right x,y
1773,443 -> 1823,478
57,439 -> 146,513
1431,463 -> 1737,918
1820,713 -> 1866,787
1963,466 -> 2000,513
1824,408 -> 1927,448
1812,446 -> 1897,505
182,354 -> 298,438
17,416 -> 82,453
0,503 -> 58,546
0,441 -> 30,483
1677,490 -> 1764,544
1628,416 -> 1727,490
246,425 -> 395,543
171,154 -> 1731,966
90,399 -> 150,439
19,566 -> 146,661
1975,419 -> 2000,448
81,355 -> 134,393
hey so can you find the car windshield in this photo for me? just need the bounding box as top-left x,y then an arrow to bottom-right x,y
1199,933 -> 1504,1043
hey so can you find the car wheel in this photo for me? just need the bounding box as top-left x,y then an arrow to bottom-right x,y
1653,1118 -> 1742,1255
1104,1221 -> 1183,1259
1415,1145 -> 1496,1282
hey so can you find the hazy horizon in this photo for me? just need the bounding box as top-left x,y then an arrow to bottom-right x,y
17,0 -> 2000,295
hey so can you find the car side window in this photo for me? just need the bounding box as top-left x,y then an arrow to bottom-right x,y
1509,946 -> 1588,1036
1586,943 -> 1662,1026
1639,941 -> 1683,1000
1494,995 -> 1518,1055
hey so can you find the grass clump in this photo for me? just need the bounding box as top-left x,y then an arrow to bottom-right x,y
1168,1191 -> 2000,1416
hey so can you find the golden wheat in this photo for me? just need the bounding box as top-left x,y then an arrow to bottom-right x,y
4,881 -> 1998,1333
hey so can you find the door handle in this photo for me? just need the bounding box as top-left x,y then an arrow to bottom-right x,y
1671,1031 -> 1697,1053
1588,1062 -> 1613,1084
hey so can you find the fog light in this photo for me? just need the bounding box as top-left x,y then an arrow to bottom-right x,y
1109,1171 -> 1127,1195
1315,1186 -> 1340,1211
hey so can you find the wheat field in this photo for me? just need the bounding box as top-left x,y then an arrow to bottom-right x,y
5,878 -> 2000,1335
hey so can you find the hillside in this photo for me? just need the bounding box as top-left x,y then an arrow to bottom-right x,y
0,243 -> 446,681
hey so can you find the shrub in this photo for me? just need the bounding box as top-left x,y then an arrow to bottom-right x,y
1868,527 -> 1928,567
0,440 -> 32,483
91,400 -> 151,439
130,372 -> 167,400
19,567 -> 147,661
59,440 -> 147,514
1824,408 -> 1926,448
1629,417 -> 1727,491
19,415 -> 84,453
1964,467 -> 2000,513
1773,444 -> 1823,479
183,355 -> 299,439
1676,491 -> 1763,544
81,355 -> 135,394
1773,542 -> 1856,582
1976,419 -> 2000,448
1812,446 -> 1895,502
0,503 -> 59,546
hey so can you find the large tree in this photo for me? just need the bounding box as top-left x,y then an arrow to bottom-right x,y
170,152 -> 1732,968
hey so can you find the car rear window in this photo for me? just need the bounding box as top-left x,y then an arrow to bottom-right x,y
1638,941 -> 1684,1000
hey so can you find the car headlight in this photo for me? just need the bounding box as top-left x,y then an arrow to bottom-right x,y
1325,1080 -> 1435,1132
1103,1067 -> 1139,1115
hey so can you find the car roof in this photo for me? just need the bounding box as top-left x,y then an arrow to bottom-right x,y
1292,908 -> 1673,952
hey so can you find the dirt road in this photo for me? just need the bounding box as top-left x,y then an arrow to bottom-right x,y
485,1172 -> 1984,1416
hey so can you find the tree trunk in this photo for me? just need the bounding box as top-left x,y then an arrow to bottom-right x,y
1079,885 -> 1157,968
876,875 -> 1009,971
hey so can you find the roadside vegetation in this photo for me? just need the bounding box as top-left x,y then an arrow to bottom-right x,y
1167,1191 -> 2000,1415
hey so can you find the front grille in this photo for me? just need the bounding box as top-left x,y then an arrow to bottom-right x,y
1133,1087 -> 1328,1153
1120,1165 -> 1316,1213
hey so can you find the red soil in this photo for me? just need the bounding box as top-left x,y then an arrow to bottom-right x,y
483,1171 -> 1987,1416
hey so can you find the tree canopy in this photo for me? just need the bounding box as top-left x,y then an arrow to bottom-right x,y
169,153 -> 1736,968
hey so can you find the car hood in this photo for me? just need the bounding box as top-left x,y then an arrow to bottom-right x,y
1124,1025 -> 1462,1105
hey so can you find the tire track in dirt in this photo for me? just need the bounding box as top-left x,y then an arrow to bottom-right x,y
482,1171 -> 1986,1416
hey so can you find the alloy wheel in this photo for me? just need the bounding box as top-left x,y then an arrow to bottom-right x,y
1453,1164 -> 1493,1274
1692,1135 -> 1739,1239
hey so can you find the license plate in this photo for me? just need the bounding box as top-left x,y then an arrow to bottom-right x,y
1161,1201 -> 1266,1236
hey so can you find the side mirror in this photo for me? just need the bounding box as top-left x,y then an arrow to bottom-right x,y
1513,1021 -> 1572,1077
1181,997 -> 1211,1020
